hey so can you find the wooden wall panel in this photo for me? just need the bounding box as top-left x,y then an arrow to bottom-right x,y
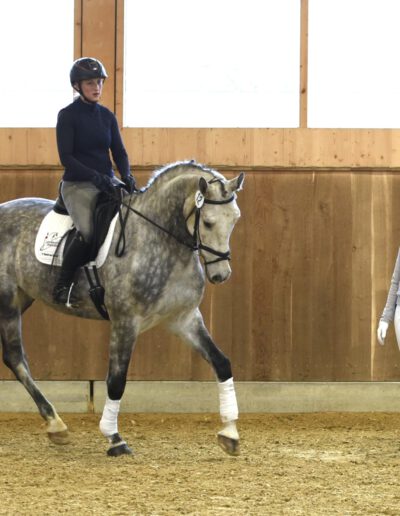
349,174 -> 372,379
3,128 -> 400,169
1,168 -> 399,382
121,128 -> 400,170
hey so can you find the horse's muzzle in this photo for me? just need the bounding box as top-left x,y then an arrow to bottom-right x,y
208,266 -> 231,284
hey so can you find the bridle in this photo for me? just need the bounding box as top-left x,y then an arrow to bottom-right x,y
115,181 -> 236,265
186,193 -> 235,265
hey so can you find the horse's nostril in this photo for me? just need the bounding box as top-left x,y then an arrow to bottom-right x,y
211,274 -> 223,284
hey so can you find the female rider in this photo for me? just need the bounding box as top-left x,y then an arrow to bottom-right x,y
53,57 -> 136,306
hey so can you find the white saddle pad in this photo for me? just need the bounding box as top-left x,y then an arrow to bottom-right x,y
34,209 -> 119,268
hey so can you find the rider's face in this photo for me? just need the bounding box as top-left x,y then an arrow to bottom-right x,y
79,78 -> 104,102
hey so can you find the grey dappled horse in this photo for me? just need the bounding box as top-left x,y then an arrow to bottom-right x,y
0,161 -> 244,456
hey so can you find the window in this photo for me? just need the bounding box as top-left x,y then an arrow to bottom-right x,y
123,0 -> 300,128
308,0 -> 400,128
0,0 -> 74,127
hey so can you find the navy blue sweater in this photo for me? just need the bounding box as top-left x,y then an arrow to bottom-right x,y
56,97 -> 130,182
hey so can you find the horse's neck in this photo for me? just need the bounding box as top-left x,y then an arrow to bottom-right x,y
137,174 -> 198,212
131,175 -> 197,235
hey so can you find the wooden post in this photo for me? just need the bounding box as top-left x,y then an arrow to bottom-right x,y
80,0 -> 117,112
299,0 -> 308,128
115,0 -> 124,124
74,0 -> 83,59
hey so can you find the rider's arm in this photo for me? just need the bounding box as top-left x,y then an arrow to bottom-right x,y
109,114 -> 131,180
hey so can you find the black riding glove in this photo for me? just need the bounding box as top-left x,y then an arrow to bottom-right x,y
122,174 -> 136,194
92,173 -> 115,194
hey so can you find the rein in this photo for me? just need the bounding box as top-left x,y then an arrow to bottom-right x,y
114,188 -> 235,265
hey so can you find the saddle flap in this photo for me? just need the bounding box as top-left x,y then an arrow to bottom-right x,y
35,209 -> 119,268
34,211 -> 74,266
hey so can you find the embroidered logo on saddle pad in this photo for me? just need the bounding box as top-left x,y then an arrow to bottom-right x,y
35,209 -> 118,268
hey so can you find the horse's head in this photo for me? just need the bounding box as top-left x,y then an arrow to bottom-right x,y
185,172 -> 244,284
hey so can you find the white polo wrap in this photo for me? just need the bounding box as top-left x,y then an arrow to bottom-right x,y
218,377 -> 239,422
99,397 -> 121,437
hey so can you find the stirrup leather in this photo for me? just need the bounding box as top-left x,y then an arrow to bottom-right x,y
53,283 -> 78,307
65,282 -> 76,308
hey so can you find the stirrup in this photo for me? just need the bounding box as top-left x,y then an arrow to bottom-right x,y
53,283 -> 79,308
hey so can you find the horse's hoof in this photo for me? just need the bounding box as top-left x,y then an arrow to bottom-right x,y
107,443 -> 133,457
217,434 -> 240,456
47,430 -> 70,445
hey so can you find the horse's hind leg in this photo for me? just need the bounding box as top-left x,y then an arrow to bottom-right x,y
169,308 -> 240,456
0,298 -> 69,444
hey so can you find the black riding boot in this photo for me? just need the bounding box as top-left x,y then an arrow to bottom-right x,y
53,233 -> 91,306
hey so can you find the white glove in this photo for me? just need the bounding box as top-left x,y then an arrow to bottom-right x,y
377,321 -> 389,345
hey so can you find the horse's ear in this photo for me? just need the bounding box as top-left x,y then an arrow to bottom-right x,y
199,177 -> 208,195
236,172 -> 245,191
226,172 -> 245,194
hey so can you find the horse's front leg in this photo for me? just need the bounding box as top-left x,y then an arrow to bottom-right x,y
169,308 -> 240,456
99,318 -> 137,457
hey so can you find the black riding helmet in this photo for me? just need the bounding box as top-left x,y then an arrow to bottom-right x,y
70,57 -> 108,100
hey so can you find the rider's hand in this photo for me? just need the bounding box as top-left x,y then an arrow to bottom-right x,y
377,320 -> 389,345
122,174 -> 136,194
92,173 -> 115,194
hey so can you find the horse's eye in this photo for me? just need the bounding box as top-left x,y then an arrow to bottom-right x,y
203,220 -> 213,229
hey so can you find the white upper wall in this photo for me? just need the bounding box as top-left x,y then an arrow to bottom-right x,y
123,0 -> 301,128
0,0 -> 74,128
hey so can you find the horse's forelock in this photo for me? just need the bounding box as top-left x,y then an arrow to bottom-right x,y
207,177 -> 232,199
